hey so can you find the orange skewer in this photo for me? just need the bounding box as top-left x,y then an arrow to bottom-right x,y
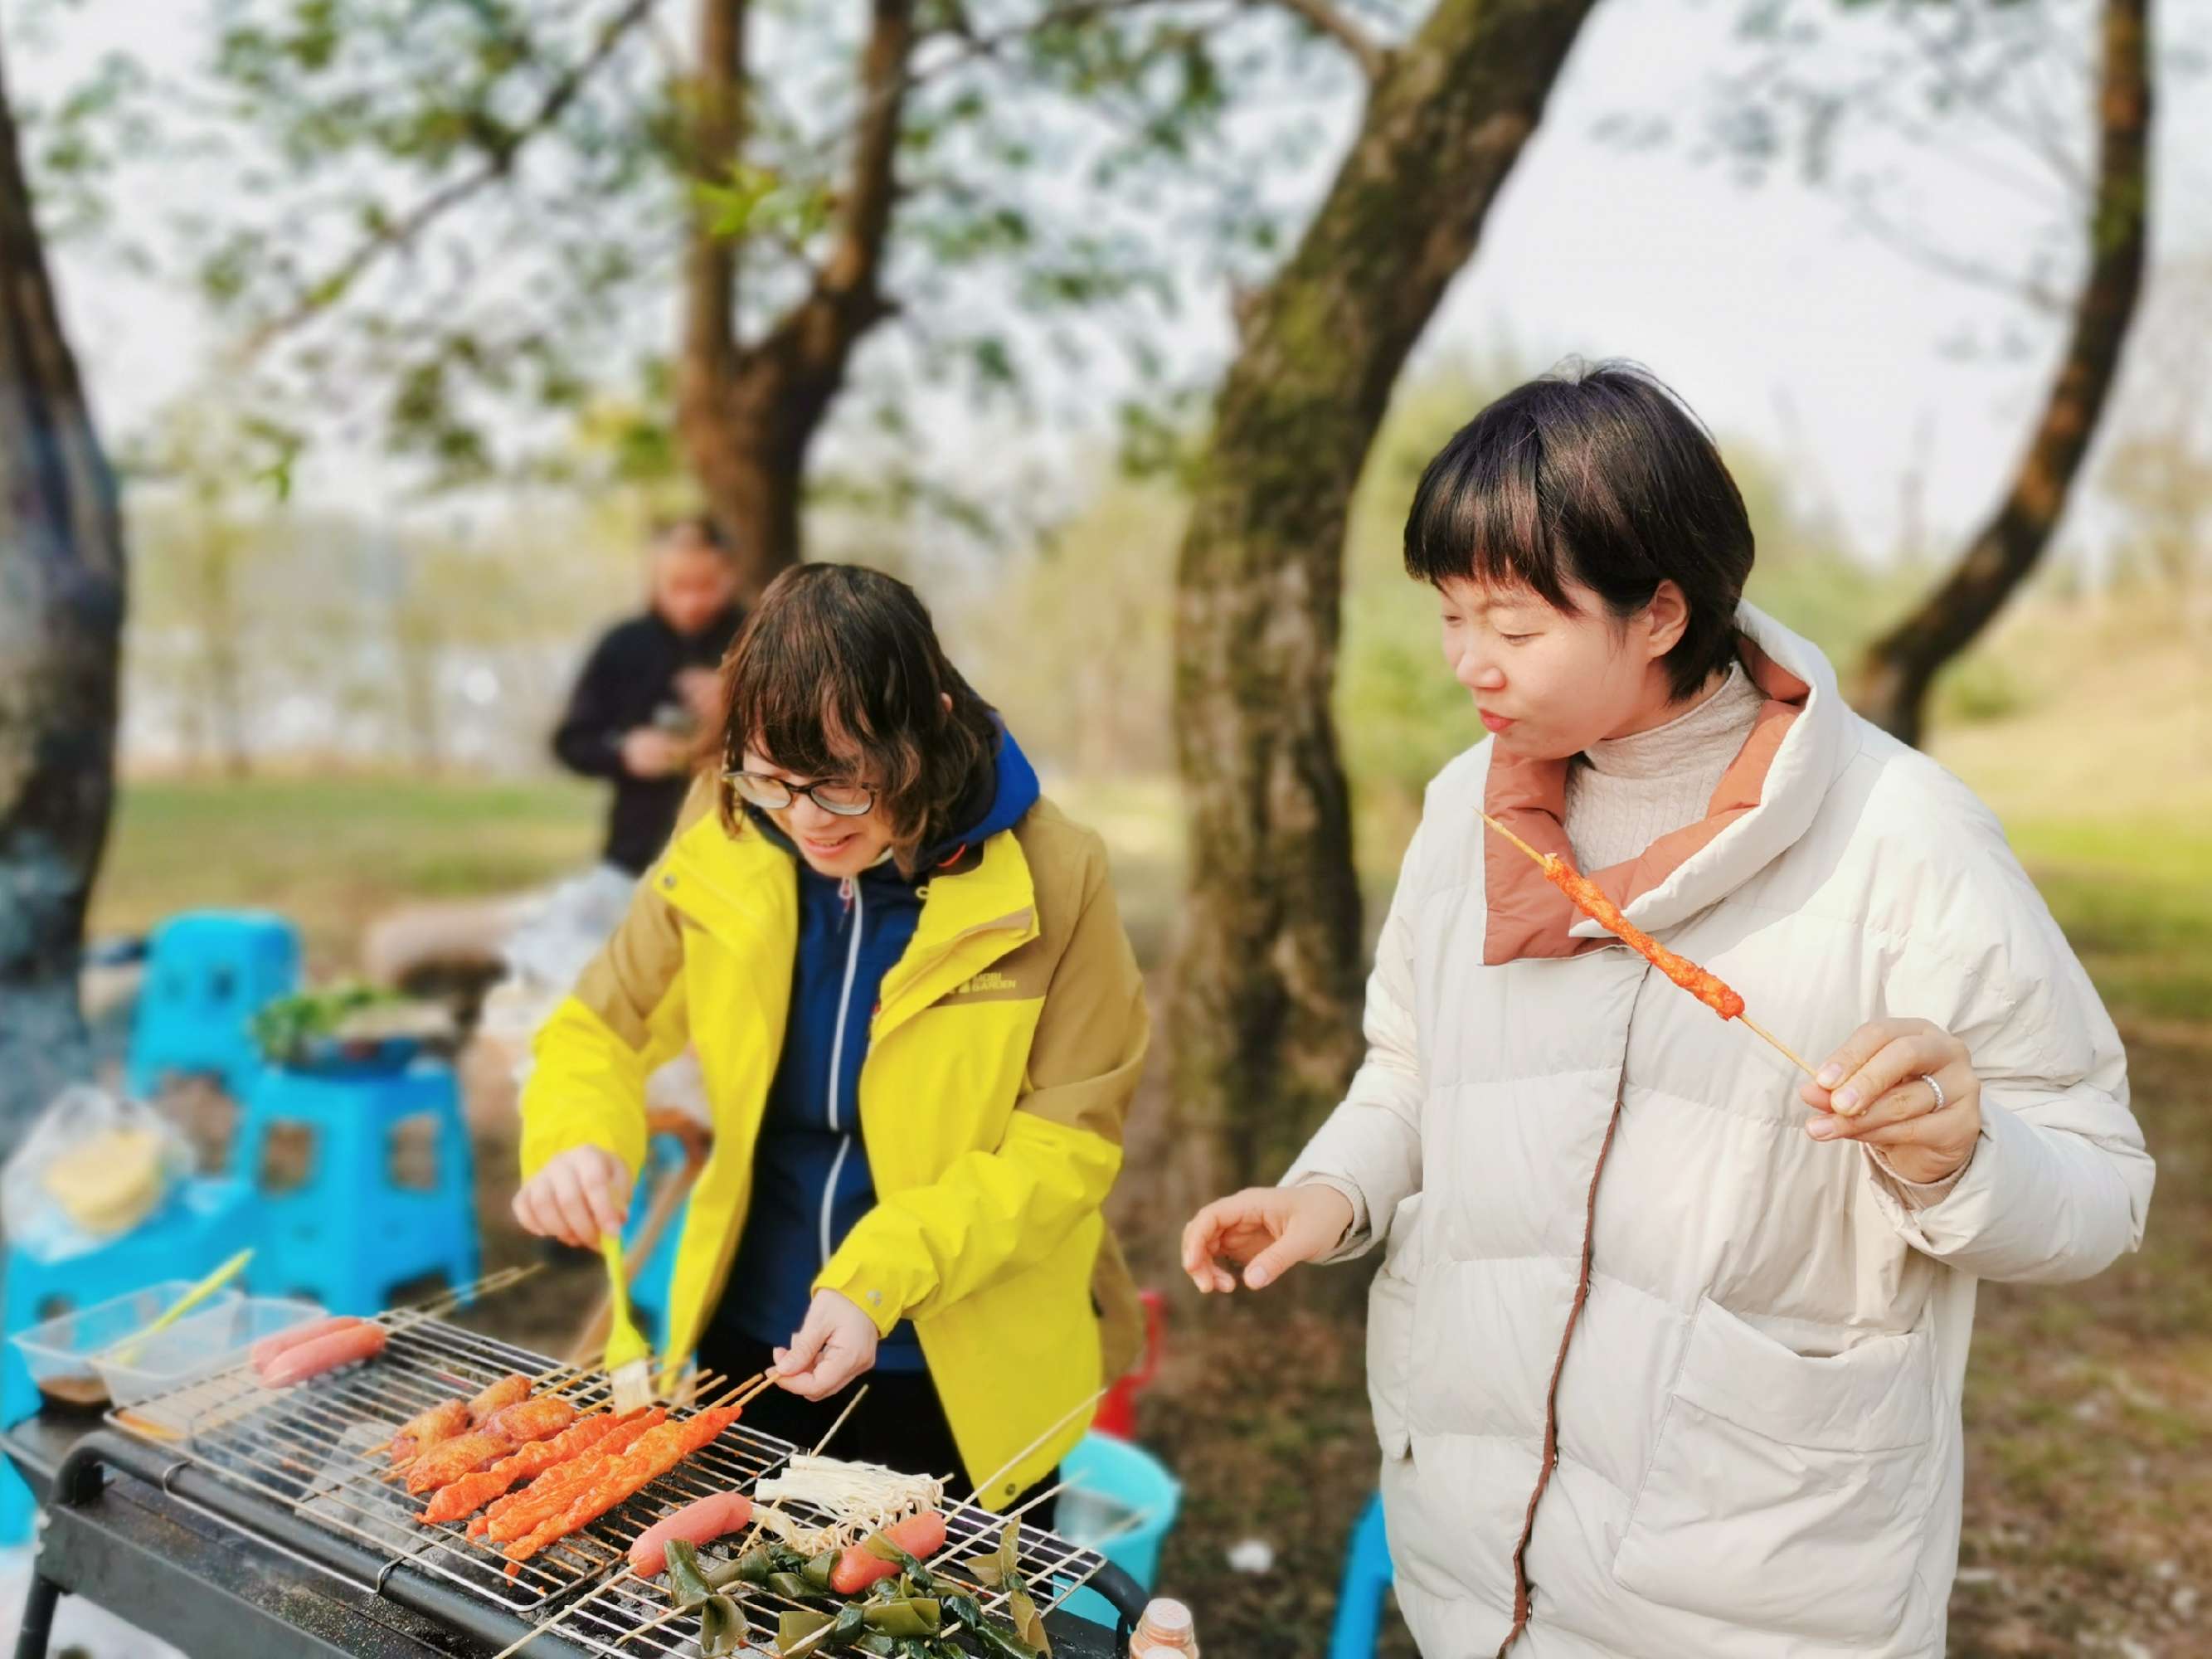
1478,811 -> 1816,1079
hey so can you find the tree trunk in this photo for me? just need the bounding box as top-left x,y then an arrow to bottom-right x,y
1172,0 -> 1600,1188
0,32 -> 127,1140
680,394 -> 807,600
1853,0 -> 2151,746
674,0 -> 910,601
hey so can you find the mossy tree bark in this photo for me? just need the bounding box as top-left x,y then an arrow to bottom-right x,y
0,30 -> 127,1140
1172,0 -> 1601,1187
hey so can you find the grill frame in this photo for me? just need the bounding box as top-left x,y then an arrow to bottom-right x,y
101,1303 -> 1143,1656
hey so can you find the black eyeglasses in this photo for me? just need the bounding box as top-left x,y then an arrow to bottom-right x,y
723,770 -> 877,818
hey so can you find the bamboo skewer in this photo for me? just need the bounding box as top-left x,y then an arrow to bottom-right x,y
1477,810 -> 1818,1079
1738,1014 -> 1817,1078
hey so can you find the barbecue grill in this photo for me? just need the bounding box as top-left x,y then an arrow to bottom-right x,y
7,1285 -> 1145,1658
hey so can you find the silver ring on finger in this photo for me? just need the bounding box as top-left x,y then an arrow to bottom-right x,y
1923,1073 -> 1947,1114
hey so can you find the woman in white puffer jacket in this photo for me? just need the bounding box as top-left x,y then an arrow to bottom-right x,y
1183,362 -> 2153,1659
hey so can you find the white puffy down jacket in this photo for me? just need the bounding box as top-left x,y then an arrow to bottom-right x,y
1284,602 -> 2153,1659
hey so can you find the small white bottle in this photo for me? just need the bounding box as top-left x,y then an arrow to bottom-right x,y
1130,1598 -> 1198,1656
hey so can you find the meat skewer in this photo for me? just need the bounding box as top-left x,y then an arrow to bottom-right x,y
401,1396 -> 581,1496
498,1372 -> 775,1566
467,1373 -> 533,1423
482,1395 -> 578,1445
416,1409 -> 633,1525
477,1410 -> 670,1541
503,1404 -> 746,1566
1478,811 -> 1816,1076
386,1399 -> 471,1465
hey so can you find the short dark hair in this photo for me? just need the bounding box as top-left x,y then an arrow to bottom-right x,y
715,564 -> 999,873
1403,361 -> 1753,701
652,513 -> 731,557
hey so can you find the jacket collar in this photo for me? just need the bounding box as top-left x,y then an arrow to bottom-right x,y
661,781 -> 1039,1000
1481,601 -> 1850,964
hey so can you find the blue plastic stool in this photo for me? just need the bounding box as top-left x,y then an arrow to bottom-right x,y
127,911 -> 301,1100
620,1130 -> 693,1352
1057,1432 -> 1182,1627
1328,1491 -> 1395,1659
1,1178 -> 260,1542
233,1062 -> 479,1314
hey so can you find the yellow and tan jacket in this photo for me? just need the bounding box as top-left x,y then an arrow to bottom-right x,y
519,793 -> 1148,1505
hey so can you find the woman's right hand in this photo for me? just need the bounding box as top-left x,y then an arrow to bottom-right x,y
512,1146 -> 633,1248
1181,1184 -> 1355,1294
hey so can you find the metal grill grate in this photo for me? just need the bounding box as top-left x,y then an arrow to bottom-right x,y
108,1307 -> 795,1613
105,1298 -> 1122,1653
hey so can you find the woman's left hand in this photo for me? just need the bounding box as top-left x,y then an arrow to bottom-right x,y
1798,1016 -> 1982,1186
774,1290 -> 880,1401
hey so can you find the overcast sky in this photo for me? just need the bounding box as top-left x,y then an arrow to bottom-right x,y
15,0 -> 2210,568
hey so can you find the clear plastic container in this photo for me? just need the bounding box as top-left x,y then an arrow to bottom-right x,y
9,1281 -> 247,1410
95,1296 -> 327,1407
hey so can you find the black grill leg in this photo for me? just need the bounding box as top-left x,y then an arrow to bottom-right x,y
12,1573 -> 60,1659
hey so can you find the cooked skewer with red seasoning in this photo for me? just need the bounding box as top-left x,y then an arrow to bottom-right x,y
481,1395 -> 576,1444
402,1397 -> 581,1493
476,1408 -> 669,1541
416,1409 -> 632,1525
503,1404 -> 745,1566
387,1399 -> 471,1464
465,1373 -> 532,1423
1480,812 -> 1744,1018
1477,812 -> 1819,1076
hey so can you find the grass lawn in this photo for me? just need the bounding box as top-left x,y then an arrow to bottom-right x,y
85,703 -> 2212,1653
90,773 -> 605,971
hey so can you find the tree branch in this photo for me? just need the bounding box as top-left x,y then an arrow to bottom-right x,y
818,0 -> 913,313
236,0 -> 664,358
682,0 -> 745,388
1898,10 -> 2088,197
1251,0 -> 1390,81
1854,0 -> 2152,743
746,0 -> 915,391
1841,187 -> 2069,317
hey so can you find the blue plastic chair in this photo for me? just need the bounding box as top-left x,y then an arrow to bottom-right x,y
126,911 -> 301,1100
1,1178 -> 260,1542
1328,1491 -> 1395,1659
1057,1432 -> 1182,1627
232,1061 -> 479,1314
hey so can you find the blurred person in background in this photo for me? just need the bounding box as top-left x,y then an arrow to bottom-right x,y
552,515 -> 744,878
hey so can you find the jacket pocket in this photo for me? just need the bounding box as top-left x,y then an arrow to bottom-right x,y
1367,1193 -> 1425,1459
1612,1297 -> 1936,1646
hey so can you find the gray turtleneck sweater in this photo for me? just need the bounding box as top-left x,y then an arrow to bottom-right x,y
1563,661 -> 1765,873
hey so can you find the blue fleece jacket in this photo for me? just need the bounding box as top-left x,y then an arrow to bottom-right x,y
711,728 -> 1042,1370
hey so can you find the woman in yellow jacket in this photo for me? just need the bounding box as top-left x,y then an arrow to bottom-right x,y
511,563 -> 1147,1515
